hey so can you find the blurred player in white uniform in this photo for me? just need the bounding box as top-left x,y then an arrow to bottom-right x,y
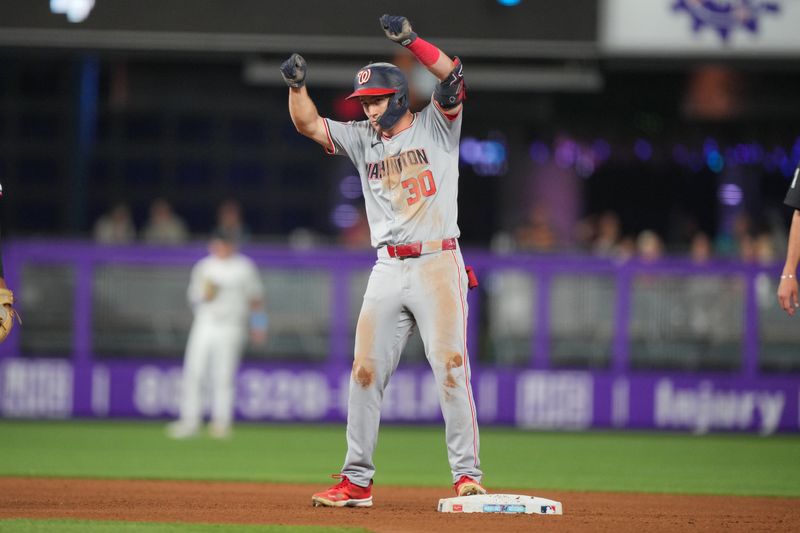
281,14 -> 484,507
167,230 -> 267,439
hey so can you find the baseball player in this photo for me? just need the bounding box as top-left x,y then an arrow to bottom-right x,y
167,229 -> 267,439
281,14 -> 485,507
778,161 -> 800,316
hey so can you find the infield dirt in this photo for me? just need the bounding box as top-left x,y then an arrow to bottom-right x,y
1,477 -> 797,532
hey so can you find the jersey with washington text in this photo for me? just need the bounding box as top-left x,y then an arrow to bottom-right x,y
786,162 -> 800,210
324,103 -> 462,247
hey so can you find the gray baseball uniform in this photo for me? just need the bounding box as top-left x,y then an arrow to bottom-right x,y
324,102 -> 482,486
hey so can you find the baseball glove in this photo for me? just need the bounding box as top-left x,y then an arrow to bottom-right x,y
0,287 -> 19,343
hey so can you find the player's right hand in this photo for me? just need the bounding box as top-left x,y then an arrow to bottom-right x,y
203,280 -> 220,301
777,276 -> 799,316
380,14 -> 417,46
280,53 -> 307,88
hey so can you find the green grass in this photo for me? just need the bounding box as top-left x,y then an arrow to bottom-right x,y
0,519 -> 366,533
0,420 -> 798,497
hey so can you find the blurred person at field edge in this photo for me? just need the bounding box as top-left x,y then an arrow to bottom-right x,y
689,232 -> 713,264
716,211 -> 752,259
636,230 -> 664,263
167,229 -> 267,439
777,162 -> 800,316
93,202 -> 136,244
142,198 -> 189,245
686,232 -> 722,335
753,232 -> 777,265
572,214 -> 597,252
514,203 -> 558,252
592,211 -> 622,257
736,226 -> 776,265
214,199 -> 250,244
615,235 -> 637,263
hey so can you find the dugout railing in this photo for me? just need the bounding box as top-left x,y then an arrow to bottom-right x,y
0,240 -> 798,431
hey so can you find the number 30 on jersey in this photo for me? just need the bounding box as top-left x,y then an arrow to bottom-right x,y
402,170 -> 437,206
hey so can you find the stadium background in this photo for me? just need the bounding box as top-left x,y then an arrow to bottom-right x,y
0,0 -> 800,531
0,1 -> 799,531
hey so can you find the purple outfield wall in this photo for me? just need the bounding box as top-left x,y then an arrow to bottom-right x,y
0,240 -> 798,433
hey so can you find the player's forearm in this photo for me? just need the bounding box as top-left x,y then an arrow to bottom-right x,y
186,270 -> 206,306
408,39 -> 454,81
783,210 -> 800,276
288,87 -> 322,134
426,51 -> 455,82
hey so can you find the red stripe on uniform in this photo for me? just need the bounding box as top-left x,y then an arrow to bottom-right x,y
432,100 -> 461,122
450,250 -> 479,467
322,118 -> 335,155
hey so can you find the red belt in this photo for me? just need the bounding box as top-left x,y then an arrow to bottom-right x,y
386,238 -> 457,259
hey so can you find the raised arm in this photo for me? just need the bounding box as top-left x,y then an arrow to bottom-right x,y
380,15 -> 465,115
280,53 -> 331,149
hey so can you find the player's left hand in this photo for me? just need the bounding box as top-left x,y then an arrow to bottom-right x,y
0,288 -> 20,343
777,276 -> 799,316
280,53 -> 307,88
380,14 -> 417,46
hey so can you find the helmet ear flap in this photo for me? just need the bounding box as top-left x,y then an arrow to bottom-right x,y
377,91 -> 408,130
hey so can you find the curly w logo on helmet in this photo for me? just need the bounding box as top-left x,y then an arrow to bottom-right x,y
357,69 -> 372,84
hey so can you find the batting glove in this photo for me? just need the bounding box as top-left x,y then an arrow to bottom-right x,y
380,14 -> 417,47
280,53 -> 307,88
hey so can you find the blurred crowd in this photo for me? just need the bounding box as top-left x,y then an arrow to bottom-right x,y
93,197 -> 784,265
493,204 -> 784,265
93,197 -> 373,250
93,198 -> 250,246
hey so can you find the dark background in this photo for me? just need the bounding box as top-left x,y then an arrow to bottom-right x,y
0,0 -> 597,41
0,0 -> 797,251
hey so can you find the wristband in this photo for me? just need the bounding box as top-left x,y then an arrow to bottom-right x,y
250,311 -> 268,330
406,37 -> 440,67
780,274 -> 795,280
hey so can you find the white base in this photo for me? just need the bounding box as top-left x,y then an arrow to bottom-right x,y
437,493 -> 563,515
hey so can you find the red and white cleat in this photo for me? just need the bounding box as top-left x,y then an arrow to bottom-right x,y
454,475 -> 487,496
312,474 -> 373,508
